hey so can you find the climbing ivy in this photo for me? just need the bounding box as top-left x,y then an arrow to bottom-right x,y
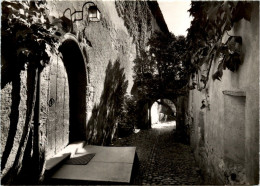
117,95 -> 137,137
115,1 -> 153,51
187,1 -> 252,85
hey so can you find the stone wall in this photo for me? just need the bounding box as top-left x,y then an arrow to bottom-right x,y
187,2 -> 259,184
1,1 -> 167,184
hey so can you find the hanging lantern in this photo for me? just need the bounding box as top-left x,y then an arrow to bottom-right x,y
88,5 -> 101,22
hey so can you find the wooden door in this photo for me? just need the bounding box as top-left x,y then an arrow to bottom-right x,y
46,57 -> 69,159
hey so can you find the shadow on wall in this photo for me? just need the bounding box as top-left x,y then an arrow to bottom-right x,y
1,57 -> 41,184
86,60 -> 128,146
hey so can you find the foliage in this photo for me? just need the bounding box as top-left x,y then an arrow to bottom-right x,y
133,32 -> 190,101
1,1 -> 62,68
118,95 -> 137,137
115,1 -> 153,50
212,36 -> 242,80
187,1 -> 252,83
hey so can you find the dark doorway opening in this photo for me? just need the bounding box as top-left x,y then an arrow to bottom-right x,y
59,39 -> 87,143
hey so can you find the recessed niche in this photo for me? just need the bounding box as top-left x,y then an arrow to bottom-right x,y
223,90 -> 246,182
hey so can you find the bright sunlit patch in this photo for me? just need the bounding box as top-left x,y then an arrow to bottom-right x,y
152,121 -> 176,129
151,102 -> 160,124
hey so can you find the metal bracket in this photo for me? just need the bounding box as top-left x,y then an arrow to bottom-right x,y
48,98 -> 55,107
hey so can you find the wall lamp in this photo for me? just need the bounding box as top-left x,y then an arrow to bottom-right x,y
63,1 -> 101,23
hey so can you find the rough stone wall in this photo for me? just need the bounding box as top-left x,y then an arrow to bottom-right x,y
187,3 -> 259,184
1,66 -> 28,181
1,58 -> 40,184
1,1 -> 167,183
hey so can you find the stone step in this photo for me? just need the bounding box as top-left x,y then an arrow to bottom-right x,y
45,141 -> 86,172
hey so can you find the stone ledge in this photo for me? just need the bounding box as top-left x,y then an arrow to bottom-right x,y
222,90 -> 246,97
50,145 -> 137,183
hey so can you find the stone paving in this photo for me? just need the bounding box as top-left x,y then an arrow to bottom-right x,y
111,122 -> 203,185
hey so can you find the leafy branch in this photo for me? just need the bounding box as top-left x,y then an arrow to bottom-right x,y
132,32 -> 190,101
187,1 -> 252,86
2,1 -> 69,68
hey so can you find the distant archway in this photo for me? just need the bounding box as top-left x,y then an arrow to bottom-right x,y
136,96 -> 178,129
151,99 -> 176,127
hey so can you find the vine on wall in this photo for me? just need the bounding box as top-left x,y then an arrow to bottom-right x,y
115,1 -> 154,52
2,1 -> 65,68
187,2 -> 252,87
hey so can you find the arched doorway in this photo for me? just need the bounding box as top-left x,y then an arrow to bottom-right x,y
59,37 -> 87,143
151,99 -> 176,128
46,35 -> 87,158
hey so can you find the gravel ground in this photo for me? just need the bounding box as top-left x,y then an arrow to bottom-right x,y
111,122 -> 203,185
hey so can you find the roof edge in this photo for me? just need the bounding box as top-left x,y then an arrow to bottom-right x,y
147,1 -> 169,34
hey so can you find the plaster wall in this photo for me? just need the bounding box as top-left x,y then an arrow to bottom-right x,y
187,3 -> 259,184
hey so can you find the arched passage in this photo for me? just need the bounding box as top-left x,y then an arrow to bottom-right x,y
137,95 -> 189,143
137,97 -> 177,129
59,36 -> 87,143
151,99 -> 176,126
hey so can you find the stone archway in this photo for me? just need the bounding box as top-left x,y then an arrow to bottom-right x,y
151,99 -> 176,125
137,94 -> 189,143
46,34 -> 87,158
137,97 -> 177,129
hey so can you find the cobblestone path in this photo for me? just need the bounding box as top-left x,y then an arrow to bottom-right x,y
111,122 -> 203,185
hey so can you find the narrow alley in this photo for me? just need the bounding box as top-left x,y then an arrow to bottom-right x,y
1,1 -> 259,185
111,122 -> 203,185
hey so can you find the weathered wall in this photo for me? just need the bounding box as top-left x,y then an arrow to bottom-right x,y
1,63 -> 30,183
175,95 -> 189,143
45,1 -> 166,145
1,1 -> 167,184
187,3 -> 259,184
